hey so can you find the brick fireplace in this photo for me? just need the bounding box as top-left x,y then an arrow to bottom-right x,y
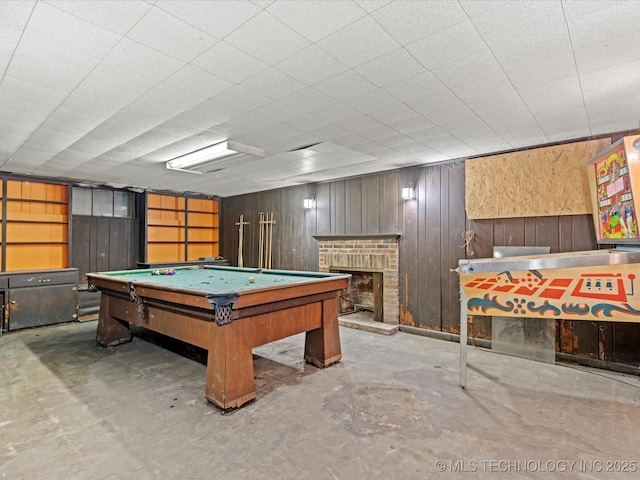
314,234 -> 400,324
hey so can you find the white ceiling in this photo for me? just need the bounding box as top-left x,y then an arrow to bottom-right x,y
1,0 -> 640,197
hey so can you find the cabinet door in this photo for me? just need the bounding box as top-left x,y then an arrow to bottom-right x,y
8,285 -> 77,330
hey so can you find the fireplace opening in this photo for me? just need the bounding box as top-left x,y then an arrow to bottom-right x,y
330,267 -> 383,322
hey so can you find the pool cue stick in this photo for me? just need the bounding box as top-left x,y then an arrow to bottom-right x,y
258,212 -> 265,268
235,214 -> 249,267
269,213 -> 275,269
264,212 -> 275,269
267,212 -> 272,269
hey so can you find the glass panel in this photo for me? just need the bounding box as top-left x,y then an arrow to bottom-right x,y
72,187 -> 92,215
113,191 -> 132,217
93,189 -> 113,216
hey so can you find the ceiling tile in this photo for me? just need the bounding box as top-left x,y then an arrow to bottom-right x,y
345,88 -> 400,115
450,73 -> 516,104
574,31 -> 640,73
192,40 -> 268,83
225,11 -> 310,65
389,116 -> 434,135
408,90 -> 463,117
161,65 -> 231,98
406,20 -> 487,70
282,114 -> 328,133
213,85 -> 271,112
99,37 -> 185,81
432,50 -> 505,88
48,0 -> 150,35
267,0 -> 366,42
372,0 -> 467,44
251,102 -> 301,123
369,103 -> 419,125
315,70 -> 376,101
338,115 -> 385,134
505,52 -> 577,90
241,67 -> 306,100
519,76 -> 583,105
311,102 -> 360,124
275,45 -> 349,85
564,1 -> 639,50
0,1 -> 34,57
385,72 -> 447,103
355,48 -> 425,87
317,16 -> 399,68
158,0 -> 261,38
127,7 -> 218,62
281,87 -> 336,113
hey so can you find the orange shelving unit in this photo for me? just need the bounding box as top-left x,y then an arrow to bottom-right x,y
3,179 -> 69,271
145,193 -> 219,263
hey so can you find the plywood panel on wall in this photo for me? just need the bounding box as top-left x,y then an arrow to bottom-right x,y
465,138 -> 611,219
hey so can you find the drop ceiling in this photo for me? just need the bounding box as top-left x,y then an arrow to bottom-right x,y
1,0 -> 639,197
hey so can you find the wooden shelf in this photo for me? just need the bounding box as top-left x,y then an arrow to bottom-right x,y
2,179 -> 69,271
146,193 -> 218,263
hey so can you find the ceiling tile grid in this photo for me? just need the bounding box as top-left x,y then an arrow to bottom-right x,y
0,0 -> 639,195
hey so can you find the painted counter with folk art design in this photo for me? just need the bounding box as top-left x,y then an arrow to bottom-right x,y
87,265 -> 350,410
457,249 -> 640,387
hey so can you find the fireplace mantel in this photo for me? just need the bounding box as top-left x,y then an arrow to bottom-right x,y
313,233 -> 401,241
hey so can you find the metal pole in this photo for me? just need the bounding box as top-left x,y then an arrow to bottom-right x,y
460,282 -> 468,389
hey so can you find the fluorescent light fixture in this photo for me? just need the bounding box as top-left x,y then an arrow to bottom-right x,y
303,198 -> 315,209
401,187 -> 415,200
166,140 -> 264,174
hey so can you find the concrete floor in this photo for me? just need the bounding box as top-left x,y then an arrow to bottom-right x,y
1,321 -> 639,480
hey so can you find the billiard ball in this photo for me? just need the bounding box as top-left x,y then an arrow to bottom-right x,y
248,276 -> 255,283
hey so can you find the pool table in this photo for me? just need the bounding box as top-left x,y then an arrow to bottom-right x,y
87,265 -> 351,410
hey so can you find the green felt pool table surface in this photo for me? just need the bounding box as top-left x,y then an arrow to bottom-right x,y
96,265 -> 342,294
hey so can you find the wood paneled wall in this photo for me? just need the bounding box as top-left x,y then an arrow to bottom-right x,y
221,162 -> 467,333
221,159 -> 640,366
71,216 -> 138,285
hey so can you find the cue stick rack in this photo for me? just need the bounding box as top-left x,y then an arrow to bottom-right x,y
235,214 -> 249,267
258,212 -> 276,269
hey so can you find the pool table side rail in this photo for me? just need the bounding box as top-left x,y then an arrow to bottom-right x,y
86,269 -> 351,313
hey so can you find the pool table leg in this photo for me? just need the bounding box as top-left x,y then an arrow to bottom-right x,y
304,297 -> 342,368
96,294 -> 132,347
205,321 -> 256,410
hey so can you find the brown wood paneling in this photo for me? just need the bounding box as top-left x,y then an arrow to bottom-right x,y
524,217 -> 537,246
571,214 -> 597,251
216,147 -> 637,369
612,323 -> 640,363
331,181 -> 346,234
303,187 -> 318,272
346,177 -> 362,234
535,216 -> 560,252
71,216 -> 92,284
108,217 -> 136,271
399,168 -> 418,327
381,171 -> 399,232
558,216 -> 573,252
443,162 -> 465,333
418,166 -> 435,329
467,219 -> 493,258
503,218 -> 525,246
361,175 -> 380,234
316,183 -> 331,235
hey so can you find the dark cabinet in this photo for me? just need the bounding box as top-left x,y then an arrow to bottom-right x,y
1,268 -> 78,332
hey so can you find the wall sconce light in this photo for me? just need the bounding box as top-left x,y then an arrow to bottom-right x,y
303,198 -> 315,209
401,187 -> 415,200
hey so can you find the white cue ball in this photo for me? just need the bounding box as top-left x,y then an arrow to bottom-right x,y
248,276 -> 255,283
